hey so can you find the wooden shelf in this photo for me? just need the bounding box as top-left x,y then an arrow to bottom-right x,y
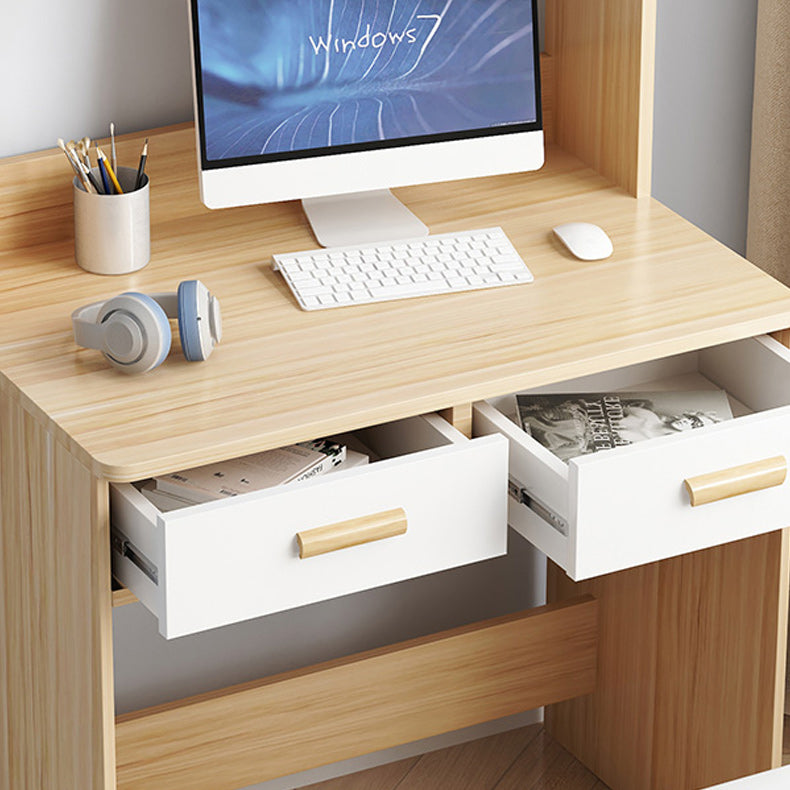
112,583 -> 137,608
114,597 -> 597,790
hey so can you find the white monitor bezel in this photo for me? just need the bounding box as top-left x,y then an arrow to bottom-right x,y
187,0 -> 544,210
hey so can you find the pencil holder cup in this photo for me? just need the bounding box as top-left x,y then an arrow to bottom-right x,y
73,167 -> 150,275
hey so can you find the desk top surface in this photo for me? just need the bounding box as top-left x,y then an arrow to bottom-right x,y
3,124 -> 790,480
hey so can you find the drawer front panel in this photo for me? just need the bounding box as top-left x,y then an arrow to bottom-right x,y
570,408 -> 790,578
114,429 -> 507,638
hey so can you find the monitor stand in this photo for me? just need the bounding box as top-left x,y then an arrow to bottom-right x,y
302,189 -> 429,248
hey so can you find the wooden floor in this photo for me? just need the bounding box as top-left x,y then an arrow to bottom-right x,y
300,724 -> 607,790
302,717 -> 790,789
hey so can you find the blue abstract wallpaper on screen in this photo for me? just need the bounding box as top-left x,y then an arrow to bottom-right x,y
196,0 -> 538,161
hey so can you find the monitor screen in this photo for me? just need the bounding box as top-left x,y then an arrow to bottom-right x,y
191,0 -> 541,170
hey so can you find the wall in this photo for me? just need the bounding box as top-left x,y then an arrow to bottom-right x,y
1,0 -> 193,160
651,0 -> 759,255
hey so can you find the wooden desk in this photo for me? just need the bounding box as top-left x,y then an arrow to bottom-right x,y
2,122 -> 789,790
2,3 -> 790,788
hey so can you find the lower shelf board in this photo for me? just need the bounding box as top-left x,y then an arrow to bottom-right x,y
111,584 -> 137,607
115,595 -> 597,790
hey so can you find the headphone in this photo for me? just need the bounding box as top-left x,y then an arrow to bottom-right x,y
72,280 -> 222,374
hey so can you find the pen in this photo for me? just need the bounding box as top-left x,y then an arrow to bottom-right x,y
134,138 -> 148,190
97,146 -> 123,194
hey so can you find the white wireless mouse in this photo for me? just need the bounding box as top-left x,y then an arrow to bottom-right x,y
553,222 -> 614,261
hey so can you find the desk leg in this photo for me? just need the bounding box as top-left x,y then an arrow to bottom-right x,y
0,387 -> 116,790
546,530 -> 790,790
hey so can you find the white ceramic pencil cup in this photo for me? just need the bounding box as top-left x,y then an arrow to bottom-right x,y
73,167 -> 150,275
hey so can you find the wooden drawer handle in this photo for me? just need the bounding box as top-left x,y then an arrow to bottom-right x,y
684,456 -> 787,507
297,508 -> 407,559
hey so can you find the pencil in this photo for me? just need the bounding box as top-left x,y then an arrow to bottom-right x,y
97,146 -> 123,194
134,138 -> 149,190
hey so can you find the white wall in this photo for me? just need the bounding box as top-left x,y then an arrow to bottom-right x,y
652,0 -> 759,255
1,0 -> 193,159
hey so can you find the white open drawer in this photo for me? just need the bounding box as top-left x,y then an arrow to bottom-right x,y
473,335 -> 790,580
111,414 -> 507,638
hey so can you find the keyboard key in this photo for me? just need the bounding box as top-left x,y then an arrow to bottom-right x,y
491,260 -> 526,272
370,281 -> 446,299
299,285 -> 333,297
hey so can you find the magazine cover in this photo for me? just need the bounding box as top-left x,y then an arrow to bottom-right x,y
516,390 -> 733,462
154,438 -> 346,503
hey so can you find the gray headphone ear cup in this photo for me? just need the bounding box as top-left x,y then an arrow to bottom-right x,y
97,293 -> 172,374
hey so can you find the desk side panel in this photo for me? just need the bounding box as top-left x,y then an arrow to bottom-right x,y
0,382 -> 115,790
547,529 -> 790,790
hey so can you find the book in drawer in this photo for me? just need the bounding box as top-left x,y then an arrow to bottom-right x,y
473,335 -> 790,580
111,413 -> 508,638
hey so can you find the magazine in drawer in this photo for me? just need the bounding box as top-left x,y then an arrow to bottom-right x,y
111,413 -> 508,638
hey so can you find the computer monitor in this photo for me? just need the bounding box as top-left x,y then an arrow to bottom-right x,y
188,0 -> 543,247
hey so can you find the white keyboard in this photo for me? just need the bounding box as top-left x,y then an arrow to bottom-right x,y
272,227 -> 533,311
